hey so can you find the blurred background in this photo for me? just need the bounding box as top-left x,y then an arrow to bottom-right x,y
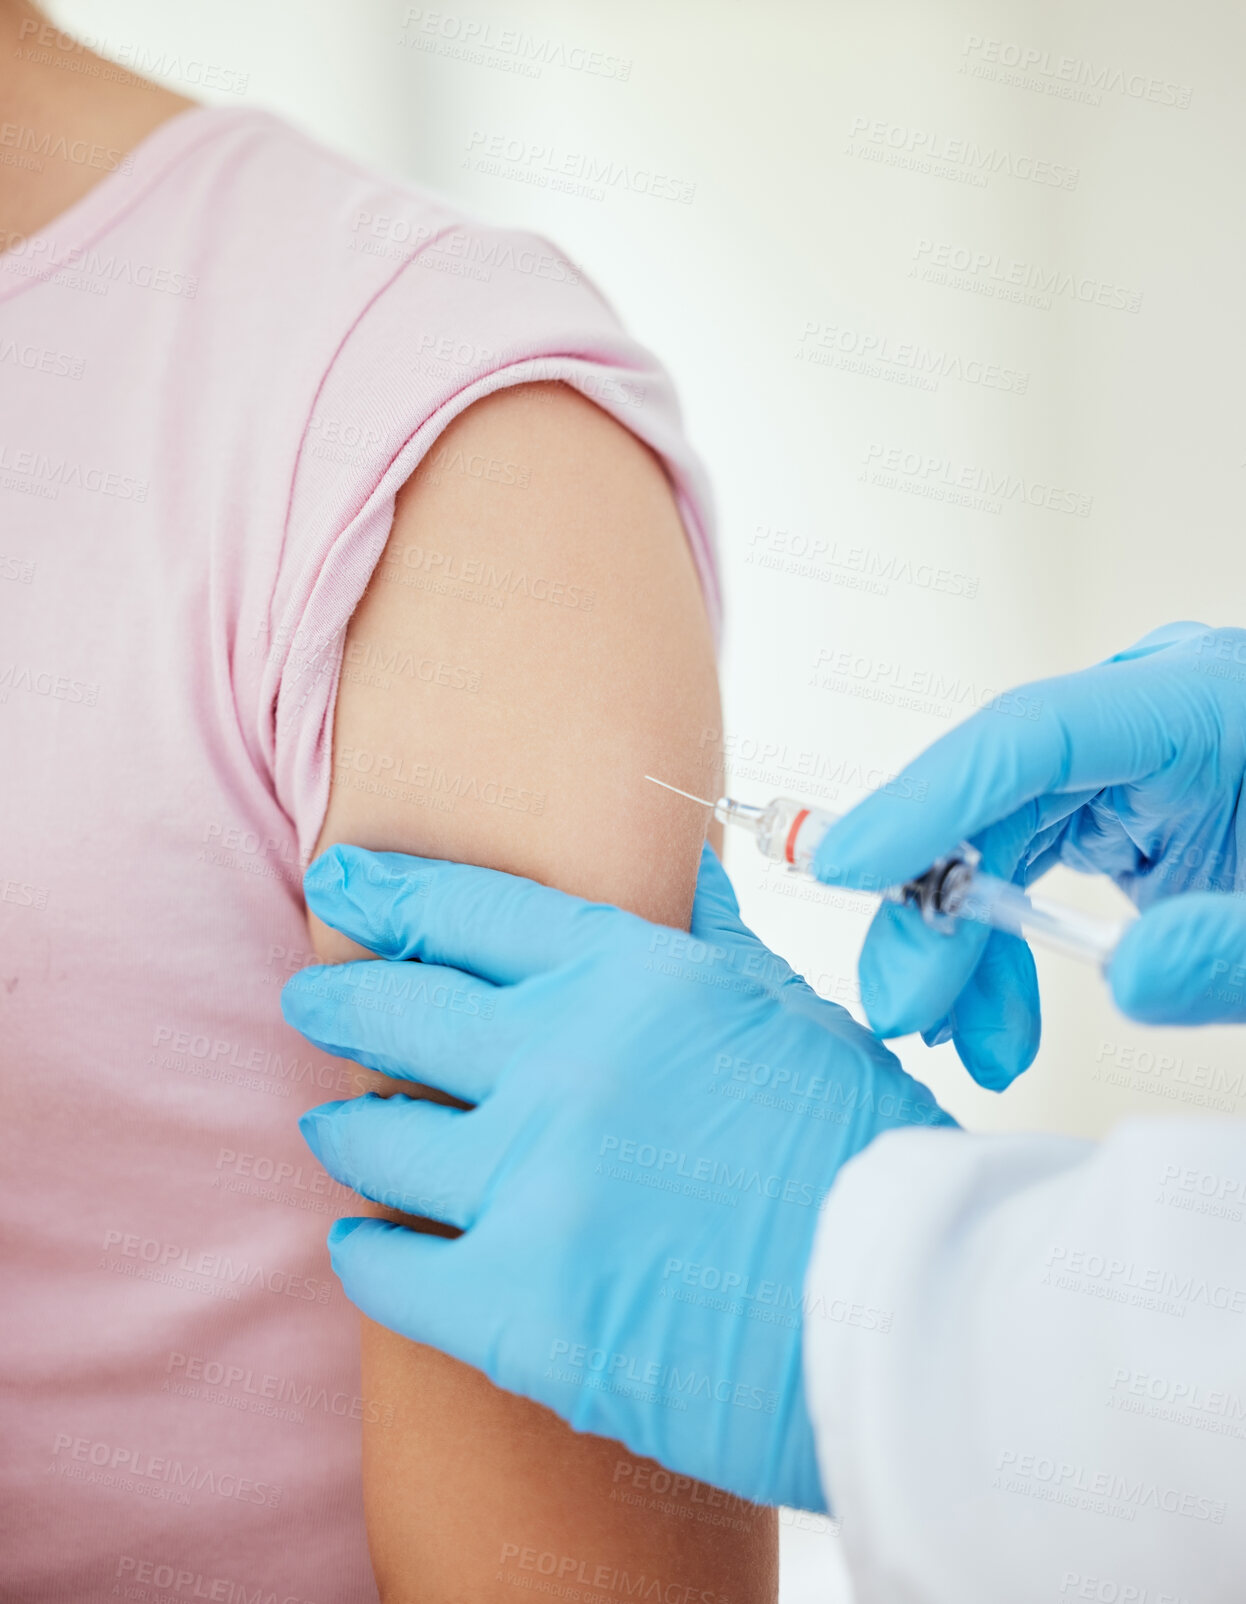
44,0 -> 1242,1594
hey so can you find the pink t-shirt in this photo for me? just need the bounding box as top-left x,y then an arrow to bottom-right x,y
0,105 -> 717,1602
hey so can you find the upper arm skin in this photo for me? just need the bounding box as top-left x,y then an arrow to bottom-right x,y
308,384 -> 774,1602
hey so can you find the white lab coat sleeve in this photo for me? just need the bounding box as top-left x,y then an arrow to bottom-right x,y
802,1117 -> 1246,1603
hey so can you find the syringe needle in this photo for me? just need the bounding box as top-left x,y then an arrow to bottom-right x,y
644,775 -> 715,808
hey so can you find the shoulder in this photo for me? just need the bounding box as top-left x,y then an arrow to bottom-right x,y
315,377 -> 721,933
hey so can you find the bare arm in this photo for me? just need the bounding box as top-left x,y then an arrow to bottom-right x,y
309,383 -> 774,1601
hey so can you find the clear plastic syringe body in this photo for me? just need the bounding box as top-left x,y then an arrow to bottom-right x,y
716,795 -> 1125,970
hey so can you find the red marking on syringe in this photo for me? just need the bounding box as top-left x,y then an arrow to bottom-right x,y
784,808 -> 811,866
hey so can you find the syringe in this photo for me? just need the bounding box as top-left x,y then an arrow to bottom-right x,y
646,777 -> 1127,968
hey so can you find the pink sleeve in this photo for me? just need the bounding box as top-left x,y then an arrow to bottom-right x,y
260,222 -> 720,863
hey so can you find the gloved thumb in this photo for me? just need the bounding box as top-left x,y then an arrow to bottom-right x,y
689,839 -> 743,931
690,841 -> 806,998
1109,892 -> 1246,1025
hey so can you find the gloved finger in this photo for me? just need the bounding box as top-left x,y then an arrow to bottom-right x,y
690,841 -> 803,995
300,1094 -> 494,1229
1109,892 -> 1246,1025
921,1017 -> 952,1047
947,930 -> 1041,1089
1057,794 -> 1149,884
325,1218 -> 489,1369
858,899 -> 990,1038
304,844 -> 624,984
1106,619 -> 1210,662
690,839 -> 742,926
811,642 -> 1212,892
854,809 -> 1036,1038
282,959 -> 514,1103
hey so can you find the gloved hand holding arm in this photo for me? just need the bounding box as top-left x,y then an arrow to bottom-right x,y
284,836 -> 1246,1601
283,841 -> 953,1512
812,622 -> 1246,1088
281,627 -> 1246,1600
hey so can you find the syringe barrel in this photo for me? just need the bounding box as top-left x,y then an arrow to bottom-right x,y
750,798 -> 841,873
745,797 -> 975,917
725,791 -> 1129,970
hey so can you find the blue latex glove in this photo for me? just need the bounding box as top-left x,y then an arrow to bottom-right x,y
282,842 -> 953,1510
811,622 -> 1246,1089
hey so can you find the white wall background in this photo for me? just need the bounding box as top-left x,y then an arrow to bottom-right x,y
46,0 -> 1246,1594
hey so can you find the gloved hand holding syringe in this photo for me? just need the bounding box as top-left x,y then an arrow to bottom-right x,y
646,776 -> 1129,967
